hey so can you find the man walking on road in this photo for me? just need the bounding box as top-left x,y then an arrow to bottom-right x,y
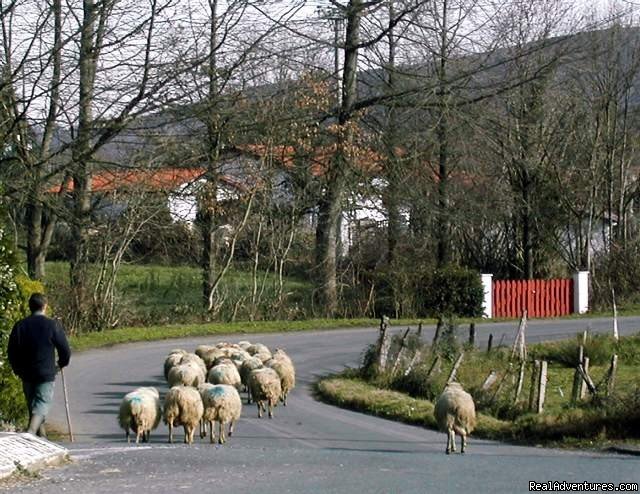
8,293 -> 71,437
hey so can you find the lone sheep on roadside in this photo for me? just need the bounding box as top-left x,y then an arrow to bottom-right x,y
163,385 -> 204,444
434,382 -> 476,454
118,387 -> 161,444
198,383 -> 242,444
248,367 -> 281,418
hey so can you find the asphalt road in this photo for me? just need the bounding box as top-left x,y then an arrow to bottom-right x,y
8,316 -> 640,493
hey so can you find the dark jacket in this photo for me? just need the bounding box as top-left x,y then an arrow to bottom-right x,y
7,314 -> 71,383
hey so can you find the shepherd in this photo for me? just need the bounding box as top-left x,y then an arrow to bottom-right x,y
8,293 -> 71,437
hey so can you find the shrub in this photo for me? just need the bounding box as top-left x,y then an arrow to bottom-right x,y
417,264 -> 484,318
0,224 -> 28,427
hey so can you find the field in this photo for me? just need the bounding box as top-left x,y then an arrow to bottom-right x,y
42,261 -> 315,325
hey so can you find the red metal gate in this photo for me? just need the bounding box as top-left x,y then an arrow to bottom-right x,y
492,279 -> 573,318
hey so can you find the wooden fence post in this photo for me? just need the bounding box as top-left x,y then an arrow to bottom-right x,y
571,345 -> 584,404
433,317 -> 444,346
404,349 -> 422,377
511,310 -> 527,361
606,354 -> 618,396
377,315 -> 390,371
446,352 -> 465,385
425,355 -> 441,380
577,362 -> 597,396
579,356 -> 590,400
537,360 -> 548,413
528,360 -> 540,412
417,321 -> 423,337
469,323 -> 476,347
487,333 -> 493,353
482,370 -> 498,390
391,328 -> 411,375
514,360 -> 526,404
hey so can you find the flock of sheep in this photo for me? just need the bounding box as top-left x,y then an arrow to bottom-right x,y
118,341 -> 296,445
117,336 -> 476,454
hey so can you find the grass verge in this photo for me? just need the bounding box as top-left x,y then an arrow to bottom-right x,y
315,373 -> 511,440
67,318 -> 434,352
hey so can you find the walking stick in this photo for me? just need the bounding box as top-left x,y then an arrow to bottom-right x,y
60,368 -> 74,442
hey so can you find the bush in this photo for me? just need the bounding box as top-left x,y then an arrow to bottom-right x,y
417,264 -> 484,318
0,225 -> 28,427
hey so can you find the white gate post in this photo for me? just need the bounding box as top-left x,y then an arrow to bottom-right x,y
481,274 -> 493,318
572,271 -> 589,314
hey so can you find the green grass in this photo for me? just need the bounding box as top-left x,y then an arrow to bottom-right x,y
42,261 -> 316,325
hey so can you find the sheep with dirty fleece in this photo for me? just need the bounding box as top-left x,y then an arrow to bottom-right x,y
248,367 -> 282,418
434,382 -> 477,454
163,349 -> 188,380
168,361 -> 205,387
118,387 -> 161,444
247,343 -> 272,363
207,362 -> 242,390
266,358 -> 295,406
197,383 -> 242,444
163,385 -> 204,444
240,356 -> 263,403
272,348 -> 293,367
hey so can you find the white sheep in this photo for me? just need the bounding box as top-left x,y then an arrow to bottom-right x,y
266,358 -> 295,406
207,363 -> 242,390
248,367 -> 281,418
163,385 -> 204,444
197,383 -> 242,444
237,341 -> 252,351
434,382 -> 477,454
240,356 -> 263,403
272,348 -> 293,367
168,362 -> 205,388
179,353 -> 207,378
163,349 -> 188,380
118,387 -> 161,444
247,343 -> 272,363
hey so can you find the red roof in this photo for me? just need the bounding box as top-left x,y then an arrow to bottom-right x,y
48,168 -> 245,193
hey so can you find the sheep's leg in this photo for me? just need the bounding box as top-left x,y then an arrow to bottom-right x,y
268,399 -> 274,419
219,421 -> 225,444
183,425 -> 189,444
168,421 -> 174,444
446,429 -> 454,454
450,429 -> 457,453
461,433 -> 467,454
283,392 -> 288,407
125,428 -> 130,444
228,421 -> 235,437
210,421 -> 215,444
200,419 -> 205,439
257,401 -> 263,418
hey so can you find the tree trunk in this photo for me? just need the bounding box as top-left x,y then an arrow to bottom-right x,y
435,0 -> 451,267
314,0 -> 361,317
69,0 -> 99,330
